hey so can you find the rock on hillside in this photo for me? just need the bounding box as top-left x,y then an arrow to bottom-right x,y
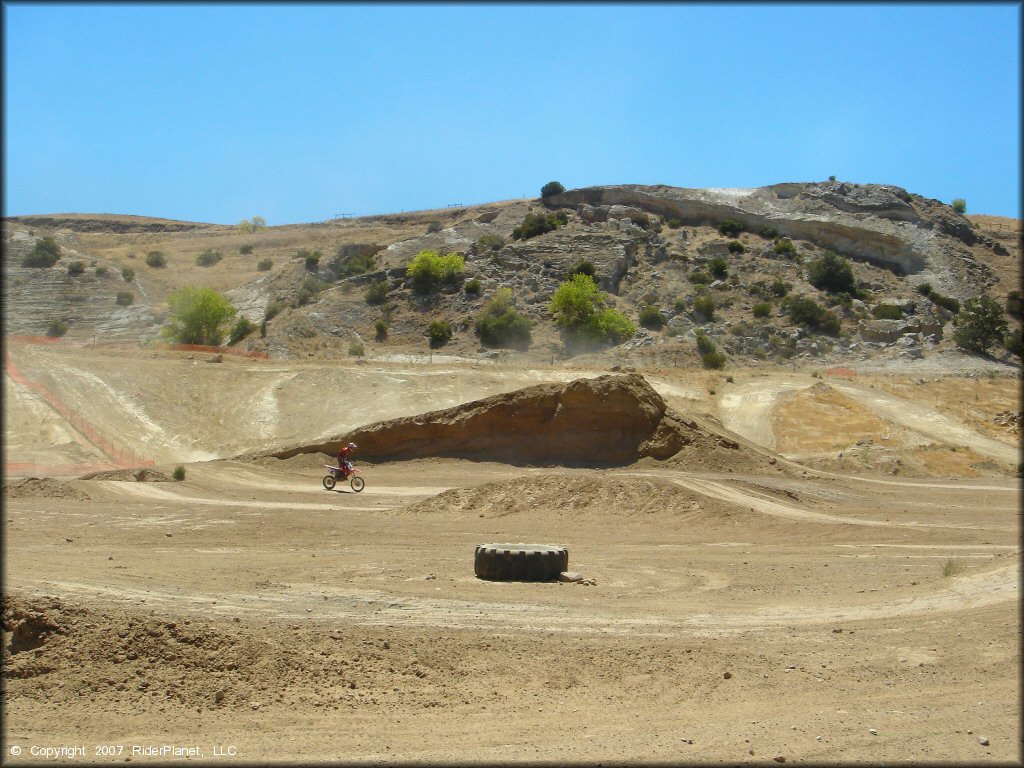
263,373 -> 732,467
547,182 -> 999,297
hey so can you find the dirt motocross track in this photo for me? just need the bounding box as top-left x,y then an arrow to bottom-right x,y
2,341 -> 1021,764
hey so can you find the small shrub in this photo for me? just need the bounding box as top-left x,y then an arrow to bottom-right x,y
375,319 -> 389,342
689,269 -> 711,285
760,226 -> 779,239
568,259 -> 596,279
115,291 -> 134,306
753,302 -> 771,318
240,244 -> 254,255
1004,328 -> 1023,358
772,279 -> 790,298
727,240 -> 745,254
871,304 -> 903,320
46,319 -> 68,337
172,465 -> 186,481
540,180 -> 566,198
773,238 -> 797,258
702,351 -> 727,369
196,249 -> 223,267
511,210 -> 567,241
145,251 -> 166,268
1005,291 -> 1022,319
673,296 -> 688,313
22,237 -> 62,267
228,317 -> 257,345
299,250 -> 321,271
717,219 -> 743,237
666,217 -> 682,229
638,304 -> 664,330
471,234 -> 505,255
67,261 -> 86,276
365,280 -> 389,305
475,287 -> 532,350
428,319 -> 452,348
916,283 -> 933,296
951,199 -> 967,214
122,267 -> 136,282
348,340 -> 365,356
725,375 -> 734,383
709,258 -> 728,280
426,220 -> 443,233
930,292 -> 961,313
693,295 -> 715,321
941,558 -> 965,577
784,296 -> 841,335
264,302 -> 284,322
257,259 -> 273,272
95,265 -> 109,277
464,278 -> 482,296
329,247 -> 376,278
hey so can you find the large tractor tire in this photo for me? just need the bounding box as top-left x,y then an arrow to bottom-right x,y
474,543 -> 568,582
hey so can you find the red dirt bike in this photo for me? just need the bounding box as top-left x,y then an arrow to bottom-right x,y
322,464 -> 365,492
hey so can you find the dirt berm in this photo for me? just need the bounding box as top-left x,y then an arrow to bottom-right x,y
257,373 -> 762,468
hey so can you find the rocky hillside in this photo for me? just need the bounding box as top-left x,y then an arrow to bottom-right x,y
3,182 -> 1020,369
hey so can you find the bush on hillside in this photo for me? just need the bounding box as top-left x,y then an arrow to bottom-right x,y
807,251 -> 856,294
122,267 -> 135,282
145,251 -> 166,268
511,210 -> 567,241
67,261 -> 85,276
871,304 -> 903,320
717,219 -> 743,237
407,250 -> 465,294
115,291 -> 134,307
228,317 -> 257,345
470,234 -> 506,255
463,278 -> 482,296
773,238 -> 797,258
709,257 -> 729,279
549,273 -> 635,347
257,259 -> 273,271
475,288 -> 533,350
46,319 -> 69,338
693,295 -> 715,321
638,303 -> 664,330
22,237 -> 62,268
427,319 -> 452,348
951,198 -> 967,214
365,280 -> 389,305
783,295 -> 841,335
727,240 -> 745,254
240,244 -> 254,255
753,302 -> 771,318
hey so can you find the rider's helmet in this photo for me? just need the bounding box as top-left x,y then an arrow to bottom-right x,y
348,442 -> 357,449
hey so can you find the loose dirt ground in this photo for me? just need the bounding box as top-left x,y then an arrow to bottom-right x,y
2,342 -> 1021,764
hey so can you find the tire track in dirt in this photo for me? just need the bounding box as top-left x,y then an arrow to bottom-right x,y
626,471 -> 1001,530
10,559 -> 1017,637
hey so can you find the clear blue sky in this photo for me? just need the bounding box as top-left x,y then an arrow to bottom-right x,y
3,2 -> 1020,224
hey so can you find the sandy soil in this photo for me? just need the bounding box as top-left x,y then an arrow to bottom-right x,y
2,343 -> 1020,764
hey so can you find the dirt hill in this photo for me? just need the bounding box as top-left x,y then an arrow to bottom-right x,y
255,373 -> 770,471
3,182 -> 1019,372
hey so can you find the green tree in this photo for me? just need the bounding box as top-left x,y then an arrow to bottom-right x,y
540,180 -> 566,198
475,288 -> 533,350
428,319 -> 452,348
549,273 -> 635,346
638,303 -> 664,330
162,287 -> 237,345
784,296 -> 841,336
237,216 -> 267,235
807,251 -> 855,294
953,295 -> 1008,354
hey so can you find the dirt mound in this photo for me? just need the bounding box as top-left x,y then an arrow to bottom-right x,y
3,478 -> 91,501
265,374 -> 768,469
79,468 -> 175,482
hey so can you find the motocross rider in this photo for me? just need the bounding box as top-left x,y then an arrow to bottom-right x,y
337,442 -> 357,476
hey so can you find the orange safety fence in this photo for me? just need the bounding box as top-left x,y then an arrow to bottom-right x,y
4,348 -> 154,471
825,367 -> 857,378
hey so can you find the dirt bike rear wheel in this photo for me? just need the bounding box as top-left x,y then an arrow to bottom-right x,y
350,476 -> 365,492
322,475 -> 336,490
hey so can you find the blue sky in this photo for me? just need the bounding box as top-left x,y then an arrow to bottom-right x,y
3,2 -> 1020,224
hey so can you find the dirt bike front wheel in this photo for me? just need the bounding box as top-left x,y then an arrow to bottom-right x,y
350,476 -> 365,492
322,475 -> 336,490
